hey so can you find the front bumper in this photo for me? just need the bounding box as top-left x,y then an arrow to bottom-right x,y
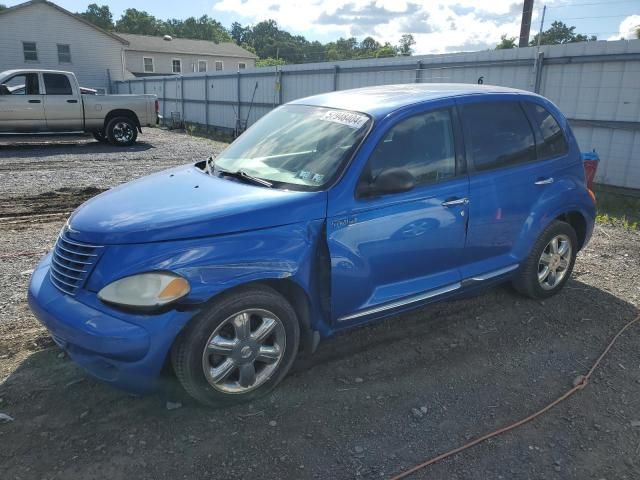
28,253 -> 195,393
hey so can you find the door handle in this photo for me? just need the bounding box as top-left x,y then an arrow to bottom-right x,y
28,99 -> 41,104
442,197 -> 469,207
66,99 -> 78,103
534,177 -> 554,185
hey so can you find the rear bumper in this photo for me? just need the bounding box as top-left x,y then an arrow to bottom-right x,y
28,253 -> 195,393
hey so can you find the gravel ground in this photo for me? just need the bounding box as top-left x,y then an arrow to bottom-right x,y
1,129 -> 639,480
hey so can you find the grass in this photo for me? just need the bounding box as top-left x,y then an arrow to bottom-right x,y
594,187 -> 640,231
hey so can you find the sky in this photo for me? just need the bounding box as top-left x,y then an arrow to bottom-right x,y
4,0 -> 640,54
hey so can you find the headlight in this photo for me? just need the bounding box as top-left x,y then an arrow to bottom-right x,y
97,272 -> 190,308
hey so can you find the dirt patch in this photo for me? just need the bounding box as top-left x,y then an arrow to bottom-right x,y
0,187 -> 106,218
0,130 -> 639,480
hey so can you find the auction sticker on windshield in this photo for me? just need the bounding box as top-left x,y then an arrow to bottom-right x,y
320,110 -> 369,129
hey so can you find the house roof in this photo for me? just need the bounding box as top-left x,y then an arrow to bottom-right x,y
0,0 -> 129,45
117,33 -> 258,59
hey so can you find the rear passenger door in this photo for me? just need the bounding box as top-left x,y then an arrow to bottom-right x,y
42,73 -> 83,131
457,97 -> 569,280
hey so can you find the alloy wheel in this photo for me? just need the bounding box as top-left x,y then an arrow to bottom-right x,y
112,122 -> 134,143
537,233 -> 572,290
201,308 -> 286,394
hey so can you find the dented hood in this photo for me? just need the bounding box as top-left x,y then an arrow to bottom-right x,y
66,165 -> 327,245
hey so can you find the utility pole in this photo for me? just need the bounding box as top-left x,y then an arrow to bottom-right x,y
519,0 -> 535,47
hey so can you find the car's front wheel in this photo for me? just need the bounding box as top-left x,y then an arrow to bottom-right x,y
513,220 -> 578,299
106,116 -> 138,146
172,285 -> 300,407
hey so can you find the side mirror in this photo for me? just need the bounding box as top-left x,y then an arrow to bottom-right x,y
358,168 -> 415,198
0,84 -> 9,95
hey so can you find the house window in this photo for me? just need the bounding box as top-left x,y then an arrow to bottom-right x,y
198,60 -> 207,73
215,61 -> 223,71
23,42 -> 38,62
57,44 -> 71,63
238,62 -> 247,70
172,59 -> 182,73
143,57 -> 154,73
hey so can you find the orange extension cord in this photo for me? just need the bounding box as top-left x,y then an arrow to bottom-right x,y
390,313 -> 640,480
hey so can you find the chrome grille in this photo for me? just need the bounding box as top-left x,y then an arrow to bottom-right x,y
49,233 -> 103,295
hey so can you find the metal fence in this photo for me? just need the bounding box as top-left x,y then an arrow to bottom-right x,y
115,39 -> 640,191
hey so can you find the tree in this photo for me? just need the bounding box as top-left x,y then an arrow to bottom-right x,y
0,4 -> 7,11
360,36 -> 381,55
495,34 -> 517,49
397,34 -> 416,56
165,15 -> 230,42
230,22 -> 251,45
529,21 -> 596,46
636,25 -> 640,39
115,9 -> 162,36
78,4 -> 113,30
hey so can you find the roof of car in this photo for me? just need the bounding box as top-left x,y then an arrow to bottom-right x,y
290,83 -> 532,119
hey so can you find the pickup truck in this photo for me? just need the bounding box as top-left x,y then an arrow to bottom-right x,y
0,69 -> 158,146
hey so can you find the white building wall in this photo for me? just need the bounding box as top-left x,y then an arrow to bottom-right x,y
0,2 -> 125,91
125,50 -> 255,76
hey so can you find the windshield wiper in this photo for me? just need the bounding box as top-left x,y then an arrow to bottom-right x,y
213,165 -> 273,188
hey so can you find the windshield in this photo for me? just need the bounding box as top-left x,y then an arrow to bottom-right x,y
214,105 -> 371,190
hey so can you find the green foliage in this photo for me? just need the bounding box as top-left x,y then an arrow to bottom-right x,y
256,57 -> 286,67
495,34 -> 517,50
78,3 -> 113,30
594,189 -> 640,230
0,4 -> 7,12
397,34 -> 416,56
636,26 -> 640,39
529,21 -> 597,46
73,5 -> 414,65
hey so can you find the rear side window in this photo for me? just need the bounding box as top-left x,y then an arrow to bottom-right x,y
524,103 -> 568,159
363,109 -> 456,188
43,73 -> 72,95
460,101 -> 536,171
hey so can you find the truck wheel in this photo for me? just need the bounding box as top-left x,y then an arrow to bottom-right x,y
172,285 -> 300,407
512,220 -> 577,299
106,116 -> 138,146
92,130 -> 109,143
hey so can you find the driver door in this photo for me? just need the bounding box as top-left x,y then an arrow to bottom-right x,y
327,105 -> 469,325
0,72 -> 46,132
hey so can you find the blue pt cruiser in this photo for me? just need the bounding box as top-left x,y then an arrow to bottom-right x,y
29,84 -> 597,406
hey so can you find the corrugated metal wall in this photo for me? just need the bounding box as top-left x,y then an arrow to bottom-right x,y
115,39 -> 640,190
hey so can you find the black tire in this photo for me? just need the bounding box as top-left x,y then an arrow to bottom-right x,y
512,220 -> 578,299
92,130 -> 109,143
105,116 -> 138,146
171,285 -> 300,407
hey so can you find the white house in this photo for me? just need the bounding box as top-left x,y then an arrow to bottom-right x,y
119,34 -> 257,77
0,0 -> 129,93
0,0 -> 259,93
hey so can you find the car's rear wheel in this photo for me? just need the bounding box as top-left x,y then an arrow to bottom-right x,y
92,130 -> 109,143
106,116 -> 138,146
171,285 -> 300,407
513,220 -> 577,299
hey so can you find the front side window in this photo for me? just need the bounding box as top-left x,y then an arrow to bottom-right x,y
3,73 -> 40,95
43,73 -> 72,95
362,109 -> 456,190
213,105 -> 371,190
23,42 -> 38,62
198,60 -> 207,73
143,57 -> 154,73
460,101 -> 536,171
172,59 -> 182,73
215,61 -> 223,71
57,44 -> 71,63
524,103 -> 568,160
